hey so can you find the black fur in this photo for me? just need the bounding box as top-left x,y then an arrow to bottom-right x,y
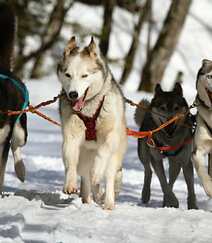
0,3 -> 28,191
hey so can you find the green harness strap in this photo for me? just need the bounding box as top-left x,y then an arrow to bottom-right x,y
0,73 -> 29,122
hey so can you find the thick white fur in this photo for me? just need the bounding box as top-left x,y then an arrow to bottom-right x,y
192,68 -> 212,197
58,39 -> 127,209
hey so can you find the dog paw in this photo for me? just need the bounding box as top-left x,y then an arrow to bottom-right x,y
15,160 -> 25,182
187,195 -> 198,210
103,201 -> 115,210
63,184 -> 78,194
203,180 -> 212,198
163,193 -> 179,208
142,187 -> 151,204
91,173 -> 101,186
81,196 -> 92,204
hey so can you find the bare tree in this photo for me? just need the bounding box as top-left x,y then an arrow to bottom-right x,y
99,0 -> 115,57
14,0 -> 73,75
138,0 -> 192,92
119,1 -> 148,85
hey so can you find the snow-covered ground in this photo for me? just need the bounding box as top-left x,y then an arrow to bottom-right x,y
1,1 -> 212,242
0,76 -> 211,243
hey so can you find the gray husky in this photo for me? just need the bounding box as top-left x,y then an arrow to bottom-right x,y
135,83 -> 198,209
192,59 -> 212,197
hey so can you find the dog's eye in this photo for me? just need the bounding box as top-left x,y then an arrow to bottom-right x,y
206,74 -> 212,79
174,106 -> 179,111
65,73 -> 72,79
160,105 -> 166,111
81,74 -> 88,78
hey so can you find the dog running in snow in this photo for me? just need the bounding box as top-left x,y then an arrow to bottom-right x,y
0,3 -> 28,193
192,59 -> 212,197
57,37 -> 127,209
135,83 -> 198,209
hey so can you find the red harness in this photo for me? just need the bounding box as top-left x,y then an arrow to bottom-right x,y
147,137 -> 192,156
75,96 -> 105,141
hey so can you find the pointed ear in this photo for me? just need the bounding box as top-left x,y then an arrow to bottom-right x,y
202,59 -> 211,66
174,82 -> 183,96
82,36 -> 98,58
155,83 -> 163,95
64,36 -> 77,57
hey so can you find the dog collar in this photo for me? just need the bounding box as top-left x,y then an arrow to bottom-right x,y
75,96 -> 105,141
147,137 -> 192,157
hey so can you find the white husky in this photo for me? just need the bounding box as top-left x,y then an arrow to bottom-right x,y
57,37 -> 127,209
192,59 -> 212,197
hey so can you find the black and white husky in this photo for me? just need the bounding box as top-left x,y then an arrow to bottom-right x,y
0,3 -> 28,192
135,83 -> 198,209
57,37 -> 127,210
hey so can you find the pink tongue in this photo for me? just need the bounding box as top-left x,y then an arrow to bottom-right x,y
72,97 -> 85,111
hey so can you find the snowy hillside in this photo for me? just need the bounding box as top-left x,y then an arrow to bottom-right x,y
1,1 -> 212,242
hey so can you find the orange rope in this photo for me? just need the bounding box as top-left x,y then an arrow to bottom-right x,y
0,93 -> 187,138
127,113 -> 185,139
0,93 -> 64,127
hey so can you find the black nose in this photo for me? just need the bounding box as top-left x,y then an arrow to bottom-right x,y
69,91 -> 78,100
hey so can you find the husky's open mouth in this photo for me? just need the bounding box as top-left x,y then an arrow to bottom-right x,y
70,88 -> 89,112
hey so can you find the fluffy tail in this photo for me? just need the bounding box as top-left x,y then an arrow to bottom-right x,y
0,3 -> 15,70
134,99 -> 150,126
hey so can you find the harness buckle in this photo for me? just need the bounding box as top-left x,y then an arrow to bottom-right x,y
147,137 -> 156,148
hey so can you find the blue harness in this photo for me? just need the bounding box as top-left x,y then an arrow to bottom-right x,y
0,73 -> 29,122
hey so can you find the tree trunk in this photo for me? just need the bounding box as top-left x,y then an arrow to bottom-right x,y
15,0 -> 73,74
138,0 -> 192,92
99,0 -> 115,57
146,0 -> 152,61
119,1 -> 148,85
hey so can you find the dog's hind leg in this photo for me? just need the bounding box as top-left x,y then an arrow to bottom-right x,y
11,115 -> 27,182
192,148 -> 212,197
0,141 -> 10,193
183,160 -> 198,209
80,176 -> 92,204
151,158 -> 179,208
114,169 -> 122,199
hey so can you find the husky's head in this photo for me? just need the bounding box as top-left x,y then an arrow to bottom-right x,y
196,59 -> 212,107
151,83 -> 188,136
57,36 -> 107,111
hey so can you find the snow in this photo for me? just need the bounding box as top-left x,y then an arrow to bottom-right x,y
0,76 -> 211,243
1,1 -> 212,242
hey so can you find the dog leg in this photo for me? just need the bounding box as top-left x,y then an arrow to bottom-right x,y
114,169 -> 122,199
168,160 -> 181,190
63,138 -> 81,194
182,160 -> 198,209
0,142 -> 10,193
192,149 -> 212,197
92,184 -> 104,205
151,159 -> 179,208
80,176 -> 91,204
142,163 -> 152,204
11,121 -> 27,182
104,167 -> 116,210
